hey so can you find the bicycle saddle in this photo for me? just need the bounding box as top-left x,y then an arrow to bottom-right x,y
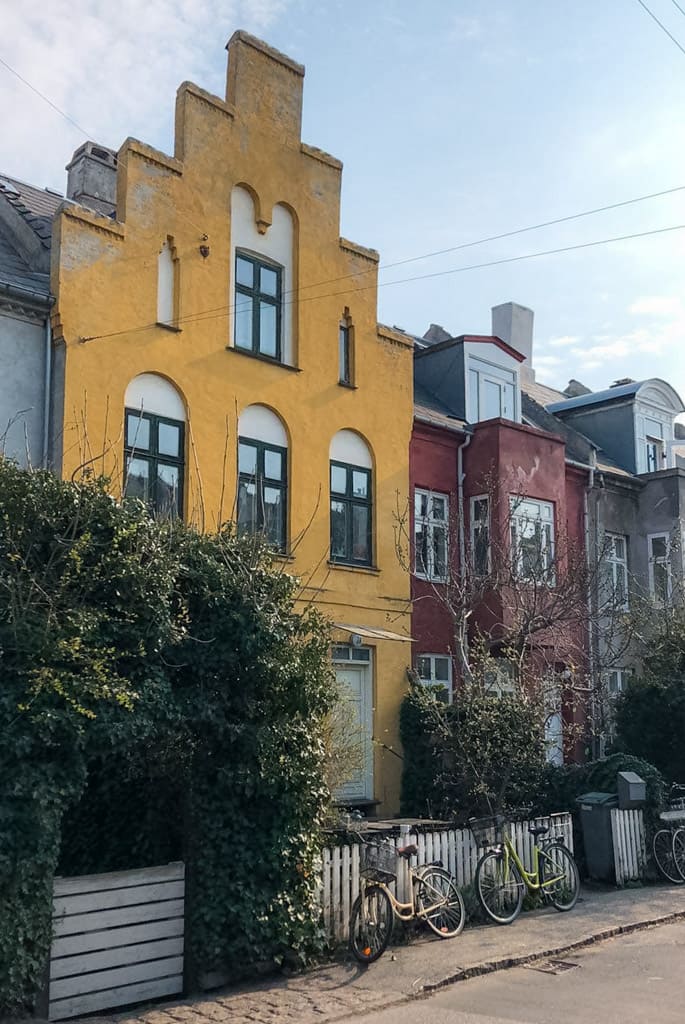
528,824 -> 549,838
397,844 -> 418,858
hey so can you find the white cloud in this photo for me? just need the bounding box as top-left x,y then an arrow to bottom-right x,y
629,295 -> 682,317
547,335 -> 580,348
0,0 -> 290,190
534,354 -> 563,368
450,16 -> 482,41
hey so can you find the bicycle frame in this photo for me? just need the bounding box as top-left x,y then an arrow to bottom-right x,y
363,867 -> 448,922
497,833 -> 566,893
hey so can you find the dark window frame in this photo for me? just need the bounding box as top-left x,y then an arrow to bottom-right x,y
124,408 -> 185,519
330,460 -> 373,567
234,251 -> 283,361
339,322 -> 351,385
237,436 -> 288,553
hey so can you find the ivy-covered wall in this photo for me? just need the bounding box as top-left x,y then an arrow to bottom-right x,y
0,462 -> 334,1015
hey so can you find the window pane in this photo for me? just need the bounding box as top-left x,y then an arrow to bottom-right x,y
158,421 -> 181,458
415,523 -> 428,575
236,256 -> 253,288
434,657 -> 449,681
613,536 -> 626,560
474,524 -> 489,575
126,413 -> 150,451
260,266 -> 279,297
352,470 -> 368,498
332,645 -> 350,661
654,561 -> 669,602
331,464 -> 347,495
473,497 -> 488,523
262,485 -> 284,549
415,490 -> 428,518
239,441 -> 257,476
431,495 -> 446,521
125,457 -> 150,500
417,656 -> 431,680
156,463 -> 179,518
235,295 -> 253,349
432,526 -> 447,578
259,301 -> 277,357
237,479 -> 257,534
616,564 -> 628,606
352,503 -> 370,563
264,448 -> 283,481
501,382 -> 514,419
651,536 -> 667,559
330,500 -> 348,558
483,379 -> 502,419
351,647 -> 370,661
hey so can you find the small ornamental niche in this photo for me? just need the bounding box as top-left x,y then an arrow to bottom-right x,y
339,308 -> 354,385
157,237 -> 179,327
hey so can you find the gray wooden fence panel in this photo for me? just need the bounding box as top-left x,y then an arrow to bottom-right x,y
48,862 -> 184,1021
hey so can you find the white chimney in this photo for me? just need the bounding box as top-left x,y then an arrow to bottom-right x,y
491,302 -> 535,384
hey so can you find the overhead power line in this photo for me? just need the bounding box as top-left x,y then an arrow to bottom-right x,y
84,221 -> 685,342
635,0 -> 685,56
672,0 -> 685,18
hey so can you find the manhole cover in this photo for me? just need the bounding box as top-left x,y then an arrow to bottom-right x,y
524,959 -> 580,975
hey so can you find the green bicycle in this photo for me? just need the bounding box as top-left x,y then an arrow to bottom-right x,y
470,814 -> 580,925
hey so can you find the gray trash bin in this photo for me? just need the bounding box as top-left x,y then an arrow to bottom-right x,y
577,791 -> 619,881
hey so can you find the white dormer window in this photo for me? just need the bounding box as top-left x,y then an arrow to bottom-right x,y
467,356 -> 517,423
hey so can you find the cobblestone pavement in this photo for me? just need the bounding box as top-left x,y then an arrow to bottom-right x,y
80,885 -> 685,1024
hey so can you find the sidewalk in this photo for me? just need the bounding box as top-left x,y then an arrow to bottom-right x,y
94,885 -> 685,1024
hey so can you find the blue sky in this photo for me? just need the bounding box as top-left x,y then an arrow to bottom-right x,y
3,0 -> 685,396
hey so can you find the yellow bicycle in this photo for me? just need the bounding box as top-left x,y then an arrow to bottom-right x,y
470,814 -> 580,925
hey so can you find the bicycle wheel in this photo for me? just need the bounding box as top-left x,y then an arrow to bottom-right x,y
349,884 -> 394,964
475,850 -> 525,925
415,866 -> 466,938
539,844 -> 580,911
670,828 -> 685,882
653,829 -> 683,884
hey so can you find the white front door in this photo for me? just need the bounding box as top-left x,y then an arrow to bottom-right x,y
334,659 -> 373,803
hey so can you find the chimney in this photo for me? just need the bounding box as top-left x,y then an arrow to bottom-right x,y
226,31 -> 305,141
491,301 -> 535,384
564,379 -> 592,398
66,142 -> 117,216
422,323 -> 452,345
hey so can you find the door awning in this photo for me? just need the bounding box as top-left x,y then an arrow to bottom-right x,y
333,622 -> 415,643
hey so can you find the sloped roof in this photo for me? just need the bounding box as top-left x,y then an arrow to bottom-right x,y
0,230 -> 50,296
523,378 -> 566,407
0,173 -> 63,250
414,381 -> 467,433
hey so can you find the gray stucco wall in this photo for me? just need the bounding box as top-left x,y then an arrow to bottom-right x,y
0,310 -> 45,467
562,404 -> 637,473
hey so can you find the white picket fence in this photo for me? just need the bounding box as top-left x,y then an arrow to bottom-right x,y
321,812 -> 573,942
611,808 -> 647,886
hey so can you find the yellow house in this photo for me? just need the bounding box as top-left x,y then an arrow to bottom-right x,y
48,31 -> 414,816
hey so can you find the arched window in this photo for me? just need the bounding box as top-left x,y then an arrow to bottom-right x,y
238,405 -> 288,551
230,187 -> 294,363
329,430 -> 373,566
124,374 -> 185,518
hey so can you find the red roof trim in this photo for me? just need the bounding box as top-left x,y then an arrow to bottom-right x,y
460,335 -> 526,363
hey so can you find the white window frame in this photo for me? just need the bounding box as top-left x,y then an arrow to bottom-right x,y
648,532 -> 672,604
469,494 -> 491,576
416,653 -> 453,701
509,497 -> 555,582
603,532 -> 629,611
607,667 -> 632,697
483,660 -> 515,697
467,355 -> 518,423
414,488 -> 449,582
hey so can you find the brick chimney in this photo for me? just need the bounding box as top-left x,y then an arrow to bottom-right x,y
492,301 -> 535,384
66,142 -> 117,216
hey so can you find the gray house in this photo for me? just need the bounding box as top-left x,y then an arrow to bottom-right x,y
0,144 -> 116,470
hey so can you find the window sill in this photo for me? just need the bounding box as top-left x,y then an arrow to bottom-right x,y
414,572 -> 448,584
328,560 -> 380,575
274,552 -> 295,563
225,346 -> 301,372
338,380 -> 357,390
157,321 -> 182,333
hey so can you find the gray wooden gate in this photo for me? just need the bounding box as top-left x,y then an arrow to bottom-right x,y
48,862 -> 185,1020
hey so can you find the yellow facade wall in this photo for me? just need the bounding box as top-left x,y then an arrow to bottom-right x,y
50,32 -> 413,815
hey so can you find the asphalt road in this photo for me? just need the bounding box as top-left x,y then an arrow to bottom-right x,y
349,919 -> 685,1024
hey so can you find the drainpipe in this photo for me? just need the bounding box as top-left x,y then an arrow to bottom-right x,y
566,453 -> 598,756
457,430 -> 473,680
42,316 -> 52,469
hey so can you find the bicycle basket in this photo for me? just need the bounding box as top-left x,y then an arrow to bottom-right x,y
469,814 -> 505,847
360,842 -> 398,882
